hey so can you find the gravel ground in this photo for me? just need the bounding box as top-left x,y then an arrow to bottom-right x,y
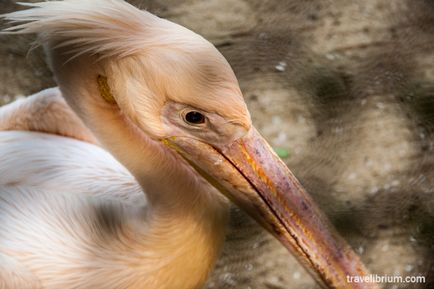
0,0 -> 433,288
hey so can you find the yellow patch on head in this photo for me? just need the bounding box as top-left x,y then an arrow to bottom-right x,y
97,75 -> 117,104
161,137 -> 181,152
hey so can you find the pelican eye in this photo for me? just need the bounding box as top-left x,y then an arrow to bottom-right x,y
184,111 -> 206,125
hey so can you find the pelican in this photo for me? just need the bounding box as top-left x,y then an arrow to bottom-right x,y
0,88 -> 98,144
0,1 -> 378,288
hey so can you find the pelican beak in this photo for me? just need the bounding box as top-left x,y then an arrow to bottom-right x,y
164,127 -> 379,289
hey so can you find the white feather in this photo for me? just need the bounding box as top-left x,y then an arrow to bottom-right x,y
0,131 -> 226,289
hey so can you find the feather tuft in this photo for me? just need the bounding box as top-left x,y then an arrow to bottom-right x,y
1,0 -> 202,60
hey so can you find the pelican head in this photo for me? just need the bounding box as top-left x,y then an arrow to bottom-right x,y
3,0 -> 377,288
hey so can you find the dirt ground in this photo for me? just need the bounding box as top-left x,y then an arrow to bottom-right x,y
0,0 -> 433,288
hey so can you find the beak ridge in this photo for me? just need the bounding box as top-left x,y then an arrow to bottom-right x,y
164,127 -> 379,289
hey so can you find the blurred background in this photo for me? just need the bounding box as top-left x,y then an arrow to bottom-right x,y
0,0 -> 433,288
